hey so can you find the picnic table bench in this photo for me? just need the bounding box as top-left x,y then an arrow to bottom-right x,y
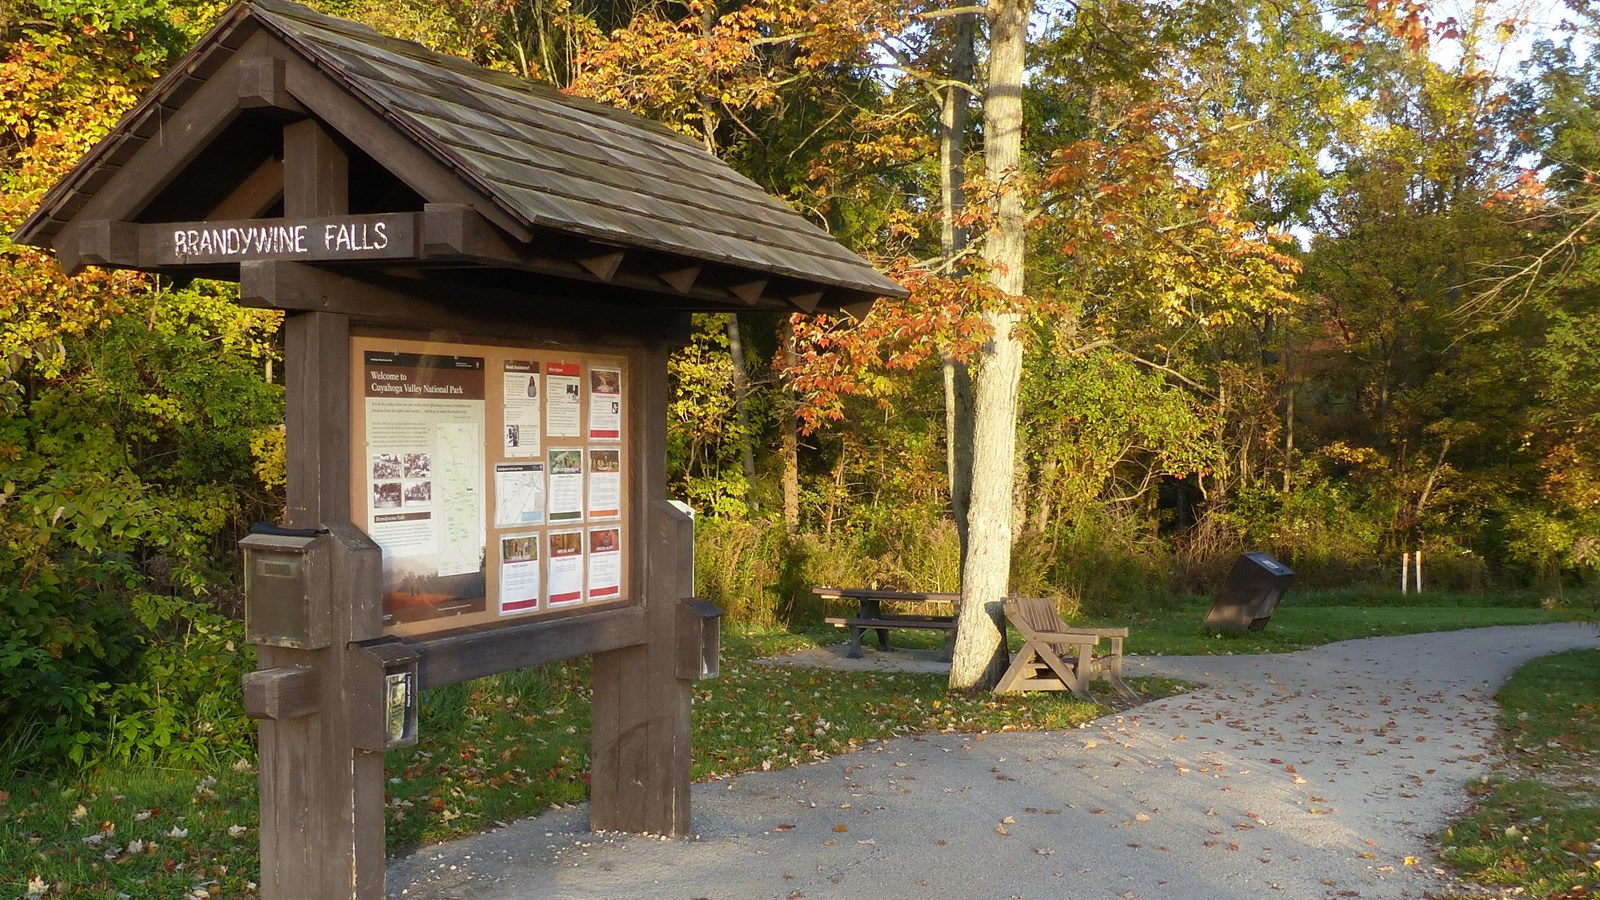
813,587 -> 959,659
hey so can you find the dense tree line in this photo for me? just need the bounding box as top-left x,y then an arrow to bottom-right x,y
1,0 -> 1596,764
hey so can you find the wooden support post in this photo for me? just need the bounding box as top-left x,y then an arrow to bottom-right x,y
591,339 -> 694,836
253,118 -> 384,900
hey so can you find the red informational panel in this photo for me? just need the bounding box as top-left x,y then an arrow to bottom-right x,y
349,335 -> 631,638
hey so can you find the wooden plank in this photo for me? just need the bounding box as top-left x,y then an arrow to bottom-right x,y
71,220 -> 141,271
420,202 -> 520,263
263,303 -> 386,898
240,263 -> 690,343
591,337 -> 696,837
414,605 -> 646,690
283,117 -> 347,218
206,156 -> 283,220
283,308 -> 349,527
242,666 -> 321,720
238,56 -> 305,115
812,587 -> 959,603
148,212 -> 417,265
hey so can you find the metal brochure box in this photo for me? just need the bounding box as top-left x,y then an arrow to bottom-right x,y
240,530 -> 333,649
351,638 -> 421,750
1204,552 -> 1295,633
677,598 -> 722,681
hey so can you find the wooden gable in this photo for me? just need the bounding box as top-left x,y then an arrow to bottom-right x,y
14,0 -> 905,315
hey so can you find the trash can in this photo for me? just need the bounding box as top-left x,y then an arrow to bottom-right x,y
1204,552 -> 1294,633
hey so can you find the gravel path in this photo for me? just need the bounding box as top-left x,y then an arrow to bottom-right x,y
387,622 -> 1597,899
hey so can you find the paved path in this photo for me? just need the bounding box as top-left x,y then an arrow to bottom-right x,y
387,623 -> 1596,899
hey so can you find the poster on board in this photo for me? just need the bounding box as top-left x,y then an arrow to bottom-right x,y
548,530 -> 584,605
588,527 -> 621,600
589,367 -> 622,440
363,351 -> 487,626
548,449 -> 584,523
498,534 -> 540,614
588,449 -> 621,520
546,362 -> 581,438
503,360 -> 541,457
494,462 -> 545,527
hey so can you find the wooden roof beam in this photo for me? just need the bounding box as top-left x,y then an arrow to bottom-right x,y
238,56 -> 306,117
239,260 -> 691,345
207,156 -> 284,220
422,202 -> 520,264
60,220 -> 141,274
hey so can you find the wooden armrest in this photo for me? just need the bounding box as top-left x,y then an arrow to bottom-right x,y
1070,626 -> 1129,638
1035,630 -> 1103,644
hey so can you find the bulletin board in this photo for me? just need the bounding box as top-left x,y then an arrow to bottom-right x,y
349,334 -> 632,638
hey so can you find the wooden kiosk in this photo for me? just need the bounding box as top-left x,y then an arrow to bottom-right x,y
15,2 -> 905,896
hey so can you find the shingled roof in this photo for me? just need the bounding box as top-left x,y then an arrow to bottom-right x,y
15,0 -> 905,309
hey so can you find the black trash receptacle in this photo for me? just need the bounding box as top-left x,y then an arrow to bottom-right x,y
1204,552 -> 1294,633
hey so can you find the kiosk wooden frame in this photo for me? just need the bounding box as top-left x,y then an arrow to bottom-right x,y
15,2 -> 905,896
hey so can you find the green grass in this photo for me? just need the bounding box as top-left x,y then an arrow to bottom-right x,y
1087,595 -> 1596,657
1438,649 -> 1600,898
0,764 -> 262,898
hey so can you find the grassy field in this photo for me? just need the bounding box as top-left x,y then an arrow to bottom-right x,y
1437,648 -> 1600,898
1101,593 -> 1595,656
1,591 -> 1591,899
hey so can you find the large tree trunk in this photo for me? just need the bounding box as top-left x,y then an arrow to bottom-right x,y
950,0 -> 1031,692
941,10 -> 977,563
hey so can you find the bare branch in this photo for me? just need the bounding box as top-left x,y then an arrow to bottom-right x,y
913,5 -> 991,21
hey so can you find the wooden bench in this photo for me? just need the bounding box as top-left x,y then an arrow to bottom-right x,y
814,587 -> 958,659
823,614 -> 958,660
996,596 -> 1137,701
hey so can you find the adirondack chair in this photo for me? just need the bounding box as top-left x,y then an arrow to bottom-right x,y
996,597 -> 1138,702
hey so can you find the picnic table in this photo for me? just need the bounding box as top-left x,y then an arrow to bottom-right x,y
813,587 -> 959,659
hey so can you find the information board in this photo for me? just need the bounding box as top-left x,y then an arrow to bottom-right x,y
350,335 -> 631,637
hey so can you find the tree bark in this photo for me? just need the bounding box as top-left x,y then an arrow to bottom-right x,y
950,0 -> 1032,692
780,318 -> 801,528
940,10 -> 977,564
725,314 -> 758,513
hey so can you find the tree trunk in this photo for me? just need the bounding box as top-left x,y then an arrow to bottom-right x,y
780,318 -> 800,528
950,0 -> 1032,692
1282,339 -> 1294,493
725,314 -> 758,513
940,10 -> 977,565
